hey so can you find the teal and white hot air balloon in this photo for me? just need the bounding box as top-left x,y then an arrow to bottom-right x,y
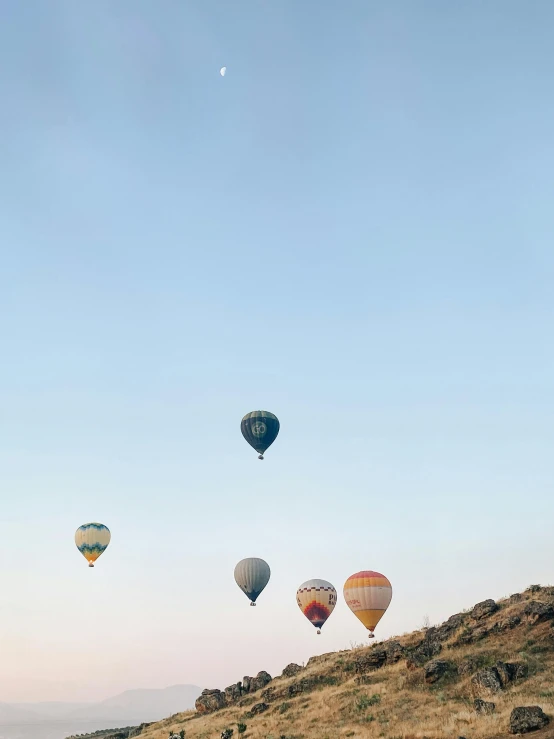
241,411 -> 280,460
75,523 -> 111,568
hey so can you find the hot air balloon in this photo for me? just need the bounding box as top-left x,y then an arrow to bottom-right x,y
234,557 -> 270,606
75,523 -> 111,568
241,411 -> 279,459
296,579 -> 337,634
343,570 -> 392,638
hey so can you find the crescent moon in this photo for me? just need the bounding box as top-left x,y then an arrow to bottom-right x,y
220,67 -> 226,77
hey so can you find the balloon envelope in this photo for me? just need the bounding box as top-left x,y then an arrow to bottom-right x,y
343,570 -> 392,635
75,523 -> 111,567
241,411 -> 280,458
234,557 -> 270,604
296,579 -> 337,632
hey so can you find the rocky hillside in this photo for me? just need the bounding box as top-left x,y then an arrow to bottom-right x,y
82,585 -> 554,739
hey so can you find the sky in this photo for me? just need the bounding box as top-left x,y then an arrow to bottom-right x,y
0,0 -> 553,704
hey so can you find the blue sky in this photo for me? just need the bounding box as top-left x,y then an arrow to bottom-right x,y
0,0 -> 553,702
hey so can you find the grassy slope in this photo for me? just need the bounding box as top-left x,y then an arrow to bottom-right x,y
131,586 -> 554,739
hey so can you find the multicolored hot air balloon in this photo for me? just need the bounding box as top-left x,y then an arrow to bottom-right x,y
343,570 -> 392,638
75,523 -> 111,568
241,411 -> 279,460
296,579 -> 337,634
234,557 -> 270,606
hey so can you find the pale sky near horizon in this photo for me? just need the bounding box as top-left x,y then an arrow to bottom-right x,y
1,0 -> 553,704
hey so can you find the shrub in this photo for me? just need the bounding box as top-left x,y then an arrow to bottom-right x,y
357,694 -> 381,711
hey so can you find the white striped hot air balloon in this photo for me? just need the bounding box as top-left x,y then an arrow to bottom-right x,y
296,579 -> 337,634
234,557 -> 270,606
343,570 -> 392,638
75,523 -> 111,568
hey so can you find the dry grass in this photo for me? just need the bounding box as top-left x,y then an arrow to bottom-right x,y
137,586 -> 554,739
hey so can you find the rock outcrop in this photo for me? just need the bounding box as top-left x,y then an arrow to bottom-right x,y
281,663 -> 303,678
524,601 -> 554,625
246,701 -> 269,716
471,666 -> 504,694
509,706 -> 550,734
471,599 -> 499,620
195,671 -> 273,714
406,633 -> 442,669
471,661 -> 527,697
195,688 -> 227,714
424,659 -> 450,684
474,698 -> 496,715
355,648 -> 387,672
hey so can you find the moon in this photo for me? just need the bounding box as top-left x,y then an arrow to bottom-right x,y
220,66 -> 226,77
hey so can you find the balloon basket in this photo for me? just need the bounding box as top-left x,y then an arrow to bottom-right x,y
258,454 -> 264,460
316,629 -> 321,635
88,562 -> 94,568
250,602 -> 256,606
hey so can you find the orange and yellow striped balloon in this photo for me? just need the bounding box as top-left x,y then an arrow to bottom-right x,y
343,570 -> 392,638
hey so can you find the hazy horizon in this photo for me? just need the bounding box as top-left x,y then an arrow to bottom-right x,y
0,684 -> 200,739
1,0 -> 553,707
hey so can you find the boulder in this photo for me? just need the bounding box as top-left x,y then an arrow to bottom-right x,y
384,641 -> 405,664
287,677 -> 316,697
494,615 -> 521,633
471,599 -> 499,620
474,698 -> 496,715
224,682 -> 242,704
523,601 -> 554,625
261,686 -> 276,703
457,625 -> 489,645
195,689 -> 226,714
248,702 -> 269,716
496,661 -> 528,687
281,663 -> 303,678
242,671 -> 272,694
406,636 -> 442,669
424,660 -> 450,684
509,706 -> 550,734
495,661 -> 512,688
432,613 -> 466,642
251,671 -> 272,691
458,657 -> 480,676
471,667 -> 503,695
355,649 -> 387,672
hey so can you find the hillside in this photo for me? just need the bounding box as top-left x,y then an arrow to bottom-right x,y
130,585 -> 554,739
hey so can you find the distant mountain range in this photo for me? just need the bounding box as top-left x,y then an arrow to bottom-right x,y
0,685 -> 200,739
